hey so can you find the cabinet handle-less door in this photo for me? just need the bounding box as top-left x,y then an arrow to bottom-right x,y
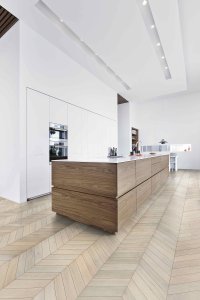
27,89 -> 50,199
49,97 -> 68,125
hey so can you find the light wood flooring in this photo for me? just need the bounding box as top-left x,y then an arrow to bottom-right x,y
0,170 -> 200,299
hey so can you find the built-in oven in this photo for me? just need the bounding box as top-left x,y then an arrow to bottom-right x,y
49,122 -> 68,161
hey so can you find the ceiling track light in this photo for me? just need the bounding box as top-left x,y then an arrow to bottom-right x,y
136,0 -> 171,80
36,0 -> 131,90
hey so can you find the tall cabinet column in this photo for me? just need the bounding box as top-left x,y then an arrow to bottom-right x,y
27,89 -> 50,199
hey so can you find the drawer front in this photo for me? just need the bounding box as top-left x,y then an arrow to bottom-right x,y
52,188 -> 117,233
52,162 -> 117,198
118,188 -> 137,230
152,173 -> 161,193
161,155 -> 169,170
160,168 -> 169,184
151,156 -> 161,164
117,161 -> 136,197
151,162 -> 161,176
136,178 -> 151,209
136,159 -> 152,186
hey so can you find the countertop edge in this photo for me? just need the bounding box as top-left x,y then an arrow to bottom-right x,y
52,152 -> 170,164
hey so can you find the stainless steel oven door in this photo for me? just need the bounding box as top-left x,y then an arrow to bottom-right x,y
49,122 -> 68,142
49,141 -> 68,161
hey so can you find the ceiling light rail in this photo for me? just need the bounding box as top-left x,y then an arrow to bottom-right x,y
36,0 -> 131,90
137,0 -> 172,80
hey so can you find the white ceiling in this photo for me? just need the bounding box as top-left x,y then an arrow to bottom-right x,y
0,0 -> 196,102
178,0 -> 200,94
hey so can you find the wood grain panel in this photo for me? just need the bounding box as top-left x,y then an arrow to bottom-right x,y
160,168 -> 169,184
52,188 -> 117,233
151,155 -> 169,176
152,172 -> 161,193
151,162 -> 161,176
52,156 -> 169,233
117,188 -> 136,230
0,6 -> 18,38
52,162 -> 117,198
151,156 -> 161,164
161,155 -> 169,170
136,159 -> 152,186
117,161 -> 136,197
136,178 -> 151,209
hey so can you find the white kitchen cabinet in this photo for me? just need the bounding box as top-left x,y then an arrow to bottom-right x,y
86,112 -> 117,158
68,104 -> 87,159
27,89 -> 50,199
87,112 -> 101,158
67,104 -> 117,160
50,97 -> 68,125
106,119 -> 117,150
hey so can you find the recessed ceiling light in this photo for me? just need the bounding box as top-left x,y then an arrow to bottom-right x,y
60,18 -> 64,23
142,0 -> 148,6
136,0 -> 171,80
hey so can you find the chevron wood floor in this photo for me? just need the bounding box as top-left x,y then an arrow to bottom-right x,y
0,170 -> 199,299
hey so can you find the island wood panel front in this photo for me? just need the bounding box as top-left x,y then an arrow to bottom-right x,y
52,155 -> 169,233
161,155 -> 169,170
53,186 -> 136,233
136,158 -> 152,186
151,162 -> 161,176
52,162 -> 117,198
117,161 -> 136,197
117,188 -> 136,230
160,168 -> 169,184
152,172 -> 161,193
151,156 -> 161,164
52,187 -> 117,233
136,178 -> 151,209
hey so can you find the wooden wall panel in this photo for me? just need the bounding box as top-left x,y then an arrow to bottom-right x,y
117,161 -> 136,197
52,162 -> 117,198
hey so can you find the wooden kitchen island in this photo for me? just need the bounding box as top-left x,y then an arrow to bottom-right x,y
52,154 -> 169,233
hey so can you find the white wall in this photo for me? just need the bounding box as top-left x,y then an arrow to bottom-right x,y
118,102 -> 132,156
19,22 -> 117,120
133,92 -> 200,169
0,23 -> 21,202
18,21 -> 117,202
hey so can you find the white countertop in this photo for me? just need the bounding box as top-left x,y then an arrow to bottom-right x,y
52,152 -> 169,164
